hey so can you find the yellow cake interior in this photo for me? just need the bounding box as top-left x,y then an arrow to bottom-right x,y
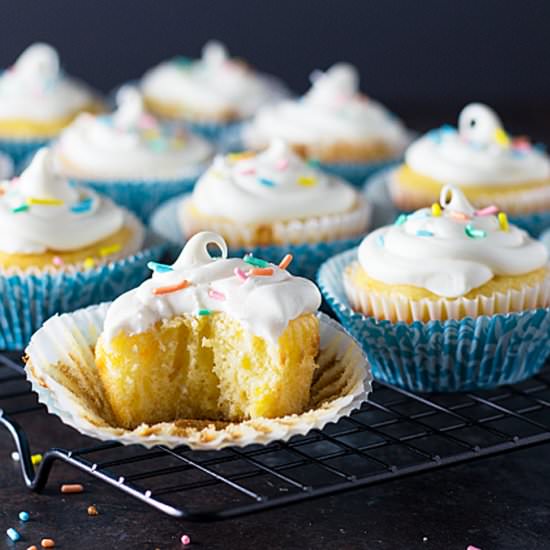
95,312 -> 320,430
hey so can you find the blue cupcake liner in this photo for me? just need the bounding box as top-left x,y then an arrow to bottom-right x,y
73,176 -> 200,223
150,195 -> 364,280
0,137 -> 51,172
318,248 -> 550,392
366,168 -> 550,237
0,234 -> 166,350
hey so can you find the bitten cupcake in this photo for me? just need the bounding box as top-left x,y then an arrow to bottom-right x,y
0,147 -> 163,349
319,185 -> 550,391
242,63 -> 409,185
52,86 -> 213,221
0,43 -> 103,167
389,103 -> 550,235
140,40 -> 288,141
25,231 -> 370,449
153,139 -> 370,279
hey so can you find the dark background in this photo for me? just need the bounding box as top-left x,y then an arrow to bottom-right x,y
0,0 -> 549,135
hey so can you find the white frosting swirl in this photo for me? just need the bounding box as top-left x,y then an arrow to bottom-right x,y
141,41 -> 287,119
0,148 -> 124,254
358,185 -> 548,297
406,103 -> 550,186
53,86 -> 213,180
102,231 -> 321,344
190,139 -> 359,223
244,63 -> 407,150
0,43 -> 98,122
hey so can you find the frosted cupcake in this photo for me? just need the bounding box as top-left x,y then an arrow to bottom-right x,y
52,86 -> 213,221
140,41 -> 288,141
319,185 -> 550,391
389,103 -> 550,235
160,139 -> 370,278
242,63 -> 409,185
0,43 -> 102,166
25,231 -> 370,449
0,147 -> 163,349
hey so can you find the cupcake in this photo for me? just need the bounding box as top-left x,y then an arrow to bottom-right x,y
242,63 -> 409,186
25,232 -> 370,449
0,147 -> 163,349
0,43 -> 103,167
0,151 -> 13,180
319,185 -> 550,391
388,103 -> 550,235
52,86 -> 213,221
153,139 -> 371,279
140,40 -> 288,141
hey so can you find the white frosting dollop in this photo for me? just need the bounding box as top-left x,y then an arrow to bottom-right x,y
0,43 -> 98,123
406,103 -> 550,186
358,185 -> 549,297
244,63 -> 408,150
0,148 -> 124,254
190,139 -> 359,223
141,40 -> 287,119
102,231 -> 322,344
53,86 -> 213,180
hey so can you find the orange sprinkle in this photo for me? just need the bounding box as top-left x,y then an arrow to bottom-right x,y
27,546 -> 38,550
278,254 -> 293,270
249,267 -> 274,277
449,210 -> 470,221
61,483 -> 84,494
41,540 -> 56,549
153,279 -> 191,296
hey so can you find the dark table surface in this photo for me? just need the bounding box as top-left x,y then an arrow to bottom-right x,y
1,108 -> 550,550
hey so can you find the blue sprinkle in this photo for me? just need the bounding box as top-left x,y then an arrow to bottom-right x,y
71,197 -> 93,213
147,261 -> 173,273
258,177 -> 275,187
416,230 -> 434,237
377,234 -> 384,247
511,149 -> 526,158
440,124 -> 457,135
394,214 -> 408,225
18,511 -> 29,522
427,129 -> 442,144
97,114 -> 113,127
6,528 -> 20,542
465,224 -> 486,239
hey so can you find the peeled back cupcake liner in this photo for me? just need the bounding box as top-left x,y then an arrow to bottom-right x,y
151,194 -> 370,280
318,248 -> 550,392
0,223 -> 165,350
0,137 -> 51,171
24,304 -> 372,450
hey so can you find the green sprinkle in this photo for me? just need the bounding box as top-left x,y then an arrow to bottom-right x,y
464,224 -> 487,239
198,309 -> 211,316
173,55 -> 193,68
394,213 -> 408,225
243,253 -> 269,268
307,158 -> 321,168
12,204 -> 29,213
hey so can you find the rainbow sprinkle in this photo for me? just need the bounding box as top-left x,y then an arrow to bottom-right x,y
249,267 -> 274,276
307,159 -> 321,168
278,253 -> 293,270
377,234 -> 385,246
244,253 -> 269,268
498,212 -> 509,231
234,267 -> 248,281
198,309 -> 211,316
228,151 -> 256,162
153,279 -> 191,296
297,175 -> 316,187
149,138 -> 168,152
83,257 -> 96,270
465,224 -> 486,239
12,204 -> 29,213
99,244 -> 121,257
416,230 -> 434,237
449,210 -> 470,222
208,288 -> 226,301
71,198 -> 93,213
259,177 -> 275,187
27,197 -> 64,206
147,261 -> 173,273
52,256 -> 63,266
394,214 -> 407,225
239,166 -> 256,175
276,158 -> 289,171
173,55 -> 192,68
431,203 -> 442,217
494,127 -> 511,148
475,205 -> 499,217
31,453 -> 43,466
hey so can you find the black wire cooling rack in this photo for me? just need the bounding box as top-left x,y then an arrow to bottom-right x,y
1,351 -> 550,522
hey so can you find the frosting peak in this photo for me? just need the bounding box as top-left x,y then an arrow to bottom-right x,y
307,63 -> 359,107
201,40 -> 229,68
102,232 -> 322,344
13,43 -> 60,87
358,185 -> 548,297
112,85 -> 146,129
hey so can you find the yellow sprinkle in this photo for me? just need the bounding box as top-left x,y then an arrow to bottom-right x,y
99,243 -> 121,257
431,203 -> 442,217
172,137 -> 186,149
143,128 -> 159,140
31,453 -> 43,466
83,257 -> 96,270
27,197 -> 64,206
494,127 -> 511,148
498,211 -> 509,231
297,175 -> 316,187
227,151 -> 256,162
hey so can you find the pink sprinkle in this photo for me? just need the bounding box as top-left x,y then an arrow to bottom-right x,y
234,267 -> 248,282
475,205 -> 499,217
466,546 -> 481,550
139,114 -> 157,129
239,166 -> 256,175
181,534 -> 191,545
449,210 -> 470,221
276,158 -> 289,171
52,256 -> 64,266
208,288 -> 226,301
513,137 -> 531,151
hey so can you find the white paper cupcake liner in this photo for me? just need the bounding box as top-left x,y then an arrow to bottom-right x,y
25,305 -> 372,450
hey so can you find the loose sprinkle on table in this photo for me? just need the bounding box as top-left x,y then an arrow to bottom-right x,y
431,203 -> 441,217
249,267 -> 274,277
416,230 -> 434,237
243,254 -> 269,268
278,253 -> 293,270
147,261 -> 173,273
61,483 -> 84,494
208,288 -> 225,301
234,267 -> 248,281
27,545 -> 38,550
153,279 -> 191,296
297,175 -> 316,187
18,511 -> 30,522
465,224 -> 487,239
6,528 -> 21,542
11,451 -> 20,461
99,244 -> 121,257
31,453 -> 43,466
87,505 -> 99,516
41,539 -> 56,548
475,205 -> 498,217
498,212 -> 509,231
466,546 -> 481,550
181,534 -> 191,546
